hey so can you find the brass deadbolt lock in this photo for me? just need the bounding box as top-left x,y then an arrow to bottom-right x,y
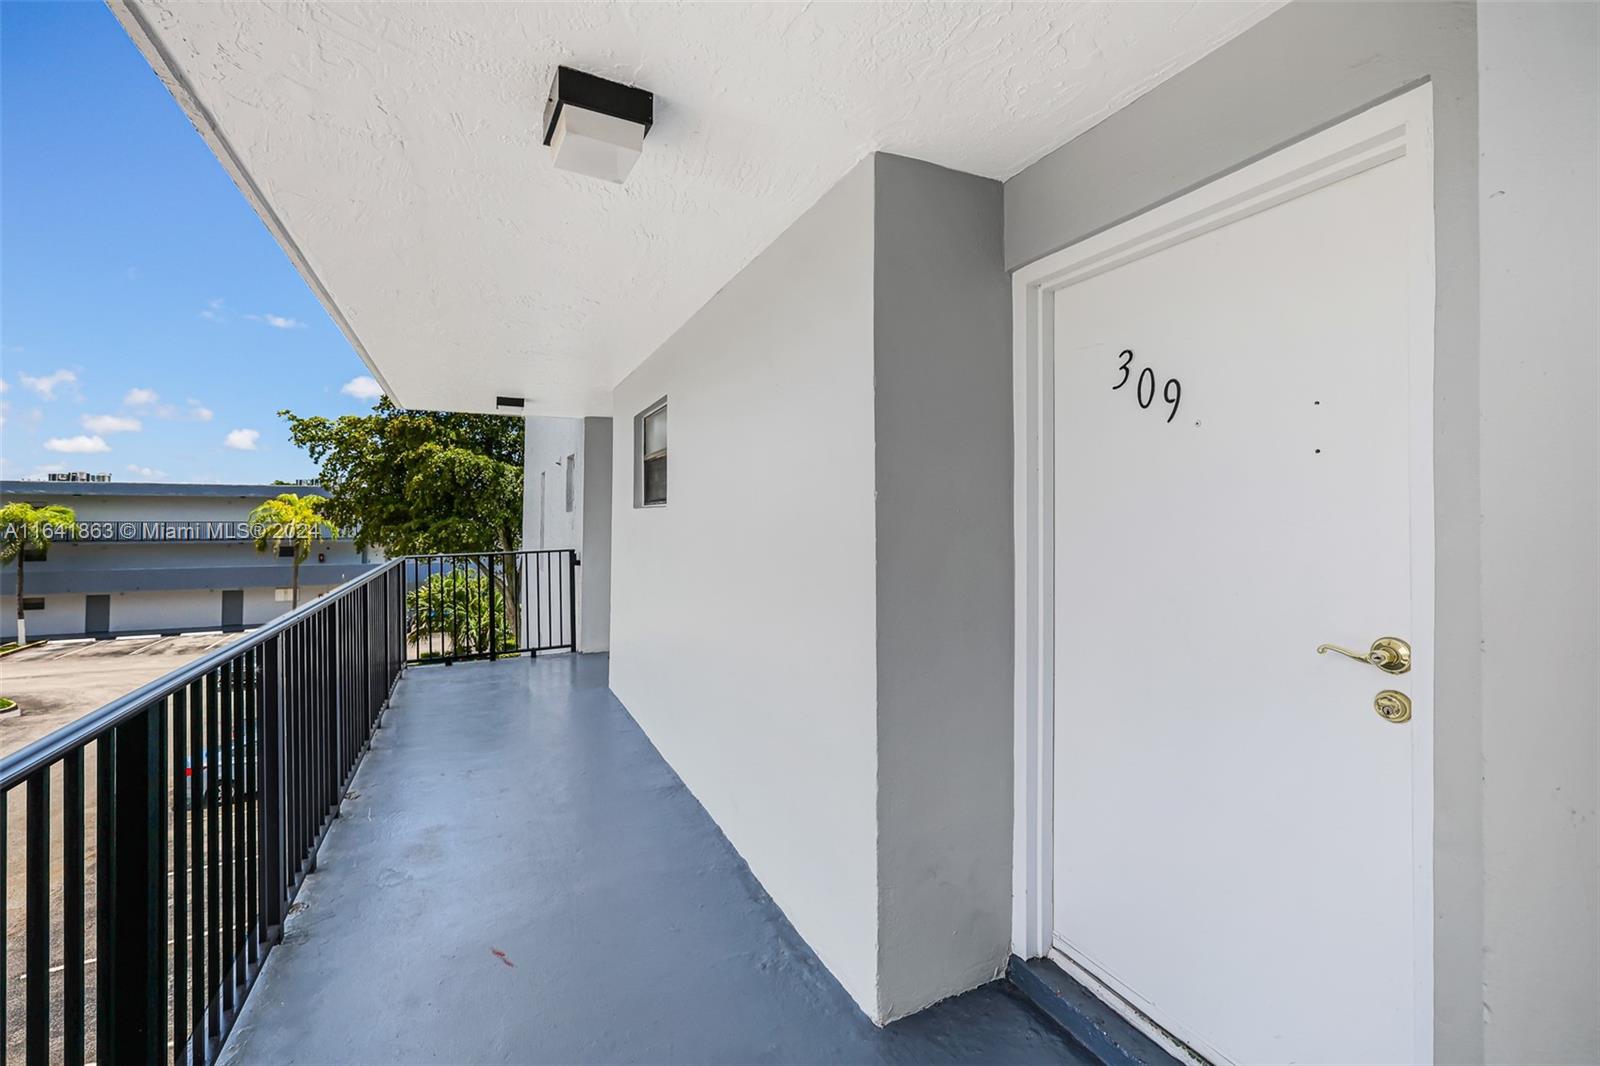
1373,690 -> 1412,724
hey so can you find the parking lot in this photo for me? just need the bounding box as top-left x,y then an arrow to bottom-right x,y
0,631 -> 245,759
2,630 -> 249,1063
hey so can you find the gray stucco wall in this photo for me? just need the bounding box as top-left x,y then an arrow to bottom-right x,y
872,154 -> 1012,1022
1477,4 -> 1599,1061
579,416 -> 613,653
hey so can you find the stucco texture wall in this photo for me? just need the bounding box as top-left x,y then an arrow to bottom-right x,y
609,158 -> 882,1017
1477,4 -> 1600,1061
872,155 -> 1012,1021
609,153 -> 1016,1025
522,416 -> 584,552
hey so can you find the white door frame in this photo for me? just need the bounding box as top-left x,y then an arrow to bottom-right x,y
1010,85 -> 1436,1064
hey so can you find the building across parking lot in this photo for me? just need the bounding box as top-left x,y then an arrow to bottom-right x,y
0,476 -> 376,641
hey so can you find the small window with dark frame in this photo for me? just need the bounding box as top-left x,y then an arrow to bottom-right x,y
638,399 -> 668,507
21,597 -> 44,612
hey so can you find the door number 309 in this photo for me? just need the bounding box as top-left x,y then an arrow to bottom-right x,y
1113,349 -> 1181,423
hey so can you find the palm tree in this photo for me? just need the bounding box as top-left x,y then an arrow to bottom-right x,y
1,501 -> 77,645
248,493 -> 338,608
405,563 -> 517,659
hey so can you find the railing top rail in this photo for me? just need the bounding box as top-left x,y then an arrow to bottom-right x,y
0,557 -> 404,791
404,548 -> 577,559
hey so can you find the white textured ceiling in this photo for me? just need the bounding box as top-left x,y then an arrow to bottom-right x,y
113,0 -> 1277,417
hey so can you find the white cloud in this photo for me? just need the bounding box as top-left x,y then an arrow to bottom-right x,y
340,375 -> 384,400
155,401 -> 213,422
0,378 -> 8,393
224,428 -> 261,451
19,369 -> 79,400
199,298 -> 226,322
82,413 -> 142,434
124,387 -> 159,407
44,434 -> 111,454
246,313 -> 305,330
126,464 -> 167,479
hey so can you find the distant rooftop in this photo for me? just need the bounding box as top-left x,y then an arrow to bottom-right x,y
1,480 -> 327,499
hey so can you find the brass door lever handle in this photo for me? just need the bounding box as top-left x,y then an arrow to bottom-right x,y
1316,636 -> 1412,675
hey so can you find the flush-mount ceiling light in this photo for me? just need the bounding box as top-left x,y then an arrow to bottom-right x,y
542,66 -> 654,184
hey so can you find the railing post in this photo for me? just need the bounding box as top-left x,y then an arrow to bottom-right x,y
395,563 -> 404,674
327,599 -> 342,814
96,708 -> 166,1066
568,550 -> 579,652
488,554 -> 499,662
259,634 -> 286,945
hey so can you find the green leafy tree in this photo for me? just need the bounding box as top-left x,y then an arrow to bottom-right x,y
248,493 -> 338,608
406,565 -> 517,658
280,397 -> 522,555
1,501 -> 76,644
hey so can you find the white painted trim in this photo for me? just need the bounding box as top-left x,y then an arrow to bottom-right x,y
1010,84 -> 1436,1064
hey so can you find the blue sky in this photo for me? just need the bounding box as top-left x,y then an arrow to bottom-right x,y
1,1 -> 380,485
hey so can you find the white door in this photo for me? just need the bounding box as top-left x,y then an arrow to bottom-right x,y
1040,95 -> 1433,1065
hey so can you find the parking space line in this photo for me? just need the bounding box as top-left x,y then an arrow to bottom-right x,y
132,634 -> 181,655
48,640 -> 105,660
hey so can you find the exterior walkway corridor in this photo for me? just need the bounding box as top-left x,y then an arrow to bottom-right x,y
219,654 -> 1086,1064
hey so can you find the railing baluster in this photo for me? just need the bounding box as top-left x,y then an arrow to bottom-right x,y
186,678 -> 205,1066
64,749 -> 86,1066
1,787 -> 8,1066
232,655 -> 247,987
205,671 -> 221,1050
568,550 -> 578,650
245,645 -> 259,966
152,701 -> 170,1065
328,606 -> 340,814
229,658 -> 244,1001
95,731 -> 117,1063
488,554 -> 498,661
95,706 -> 167,1065
260,635 -> 285,946
1,560 -> 405,1065
171,688 -> 188,1066
24,768 -> 49,1066
218,662 -> 234,1020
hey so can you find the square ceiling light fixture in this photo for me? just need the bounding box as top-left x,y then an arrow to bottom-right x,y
543,66 -> 654,184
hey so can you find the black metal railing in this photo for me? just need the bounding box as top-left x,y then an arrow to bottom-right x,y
0,560 -> 407,1066
401,550 -> 577,664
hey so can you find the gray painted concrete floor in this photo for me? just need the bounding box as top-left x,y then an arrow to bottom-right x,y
221,654 -> 1087,1065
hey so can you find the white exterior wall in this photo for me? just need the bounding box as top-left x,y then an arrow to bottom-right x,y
522,416 -> 612,652
1,585 -> 336,641
1,593 -> 86,642
1478,4 -> 1599,1061
521,417 -> 584,551
610,158 -> 882,1017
